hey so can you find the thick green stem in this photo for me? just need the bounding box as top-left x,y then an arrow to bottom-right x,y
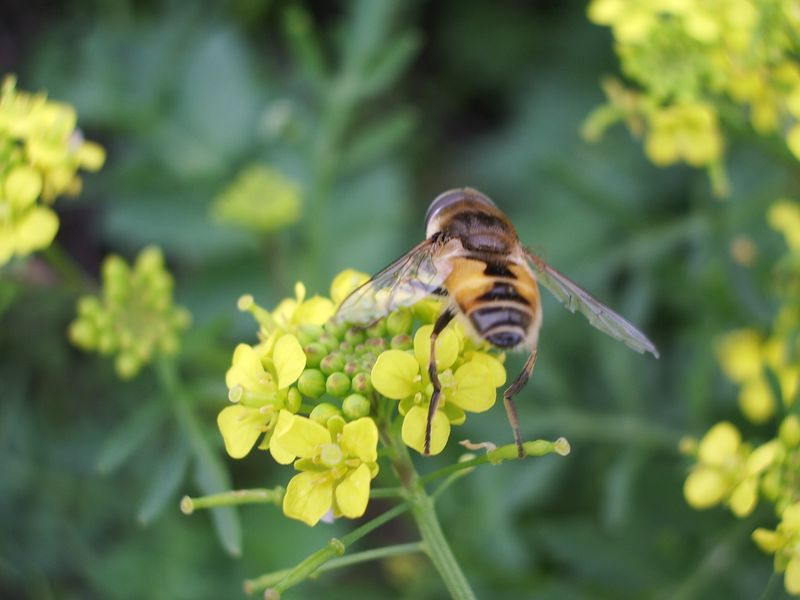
387,430 -> 477,600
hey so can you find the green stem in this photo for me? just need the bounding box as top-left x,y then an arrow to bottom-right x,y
41,242 -> 96,293
386,430 -> 477,600
420,438 -> 571,487
261,501 -> 410,597
180,487 -> 284,513
245,541 -> 423,594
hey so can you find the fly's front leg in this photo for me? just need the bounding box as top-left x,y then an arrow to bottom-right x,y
503,349 -> 538,458
424,307 -> 455,455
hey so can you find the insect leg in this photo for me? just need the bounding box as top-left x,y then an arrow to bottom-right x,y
424,307 -> 455,455
503,348 -> 538,458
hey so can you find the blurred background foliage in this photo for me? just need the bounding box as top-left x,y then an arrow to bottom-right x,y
1,0 -> 797,598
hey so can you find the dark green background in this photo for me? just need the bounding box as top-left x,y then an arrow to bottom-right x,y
1,1 -> 794,598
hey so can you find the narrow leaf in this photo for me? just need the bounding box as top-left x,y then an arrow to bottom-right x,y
96,400 -> 166,475
137,438 -> 190,525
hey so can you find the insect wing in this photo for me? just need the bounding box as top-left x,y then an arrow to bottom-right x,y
526,251 -> 659,357
335,240 -> 449,325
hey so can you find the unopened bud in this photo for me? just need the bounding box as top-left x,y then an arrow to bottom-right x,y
342,394 -> 371,419
326,372 -> 351,397
298,369 -> 326,399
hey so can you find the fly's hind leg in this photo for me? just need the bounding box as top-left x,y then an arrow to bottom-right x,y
424,307 -> 455,455
503,348 -> 538,458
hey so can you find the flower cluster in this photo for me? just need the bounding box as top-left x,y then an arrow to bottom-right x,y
0,75 -> 105,265
217,270 -> 508,526
585,1 -> 800,193
683,199 -> 800,594
211,165 -> 302,233
69,246 -> 191,379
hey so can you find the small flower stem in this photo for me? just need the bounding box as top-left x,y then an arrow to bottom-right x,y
419,438 -> 571,487
41,242 -> 96,293
244,541 -> 423,594
385,430 -> 478,600
369,486 -> 405,499
181,487 -> 284,514
261,501 -> 410,596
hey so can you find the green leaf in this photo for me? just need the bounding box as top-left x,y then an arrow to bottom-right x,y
192,445 -> 242,557
360,30 -> 421,99
96,400 -> 167,475
137,438 -> 190,525
342,109 -> 416,173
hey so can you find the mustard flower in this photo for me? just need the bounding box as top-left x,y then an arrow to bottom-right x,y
753,502 -> 800,595
769,200 -> 800,252
217,336 -> 306,460
68,246 -> 190,379
274,412 -> 379,526
683,421 -> 778,516
371,323 -> 505,455
211,165 -> 301,233
0,165 -> 58,265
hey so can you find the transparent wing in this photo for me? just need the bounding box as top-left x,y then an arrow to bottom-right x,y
525,250 -> 659,358
335,239 -> 450,325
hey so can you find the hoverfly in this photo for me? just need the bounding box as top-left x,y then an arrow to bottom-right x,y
335,188 -> 658,456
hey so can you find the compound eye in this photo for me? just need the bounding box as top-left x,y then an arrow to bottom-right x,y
424,188 -> 496,231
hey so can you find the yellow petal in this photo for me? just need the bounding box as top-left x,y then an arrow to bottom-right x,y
4,165 -> 42,210
782,503 -> 800,531
450,362 -> 496,413
274,413 -> 330,458
15,206 -> 58,254
738,376 -> 775,424
335,463 -> 372,519
371,350 -> 419,399
217,405 -> 266,459
330,269 -> 370,305
746,440 -> 779,475
715,329 -> 762,382
787,556 -> 800,595
283,471 -> 333,526
294,296 -> 335,326
414,325 -> 460,372
401,405 -> 450,455
752,528 -> 782,554
683,467 -> 728,509
729,478 -> 757,517
340,417 -> 379,463
269,410 -> 297,465
698,421 -> 740,466
225,344 -> 267,390
469,352 -> 506,387
274,334 -> 306,388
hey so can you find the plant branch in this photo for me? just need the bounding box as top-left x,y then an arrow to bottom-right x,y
180,487 -> 284,514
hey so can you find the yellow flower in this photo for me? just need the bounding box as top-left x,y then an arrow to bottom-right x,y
275,413 -> 379,526
217,336 -> 306,460
753,503 -> 800,595
272,282 -> 335,331
683,421 -> 777,517
716,329 -> 763,382
211,165 -> 302,233
330,269 -> 370,306
0,165 -> 58,264
769,200 -> 800,251
370,324 -> 505,455
645,103 -> 723,167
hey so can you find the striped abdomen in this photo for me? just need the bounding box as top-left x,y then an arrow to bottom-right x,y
444,257 -> 541,349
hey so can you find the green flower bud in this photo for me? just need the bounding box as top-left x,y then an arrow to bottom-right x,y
310,402 -> 341,426
339,341 -> 354,353
351,372 -> 373,394
390,334 -> 412,350
366,337 -> 387,353
68,320 -> 96,349
115,352 -> 140,380
326,372 -> 351,397
296,323 -> 325,346
342,393 -> 371,420
286,387 -> 302,413
366,320 -> 386,338
324,320 -> 347,339
780,415 -> 800,447
304,343 -> 327,368
320,352 -> 345,375
344,361 -> 360,376
327,415 -> 346,438
386,309 -> 413,336
345,327 -> 366,345
297,369 -> 326,399
318,333 -> 339,353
